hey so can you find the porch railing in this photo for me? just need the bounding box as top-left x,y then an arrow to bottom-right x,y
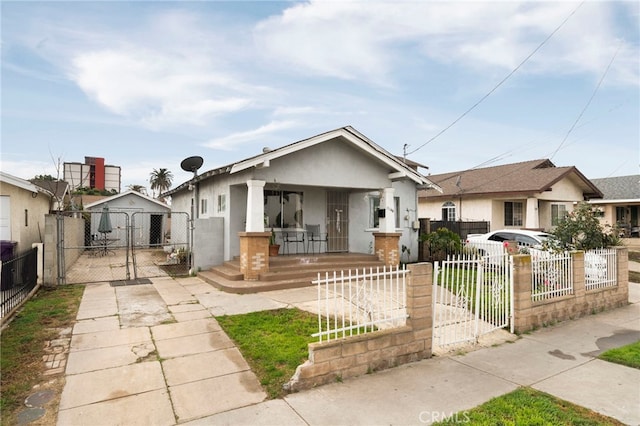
312,266 -> 408,342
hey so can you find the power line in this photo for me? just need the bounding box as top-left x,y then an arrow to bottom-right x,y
408,1 -> 585,156
550,41 -> 622,159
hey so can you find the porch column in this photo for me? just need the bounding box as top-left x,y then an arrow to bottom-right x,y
239,180 -> 269,280
526,198 -> 539,230
245,180 -> 266,232
379,187 -> 396,233
374,187 -> 400,266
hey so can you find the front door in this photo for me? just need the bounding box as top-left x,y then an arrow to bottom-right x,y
326,191 -> 348,252
150,214 -> 163,246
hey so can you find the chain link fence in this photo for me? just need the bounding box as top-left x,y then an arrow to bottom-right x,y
58,211 -> 190,284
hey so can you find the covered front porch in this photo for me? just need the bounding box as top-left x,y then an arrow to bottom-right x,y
236,180 -> 405,280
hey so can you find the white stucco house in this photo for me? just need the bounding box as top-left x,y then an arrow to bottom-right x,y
163,126 -> 440,277
418,159 -> 603,232
0,171 -> 54,257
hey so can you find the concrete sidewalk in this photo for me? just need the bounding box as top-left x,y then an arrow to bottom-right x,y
57,277 -> 640,425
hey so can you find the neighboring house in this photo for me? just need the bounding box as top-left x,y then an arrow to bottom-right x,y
589,175 -> 640,237
0,171 -> 54,256
418,159 -> 603,232
164,126 -> 440,270
84,190 -> 171,247
31,179 -> 70,212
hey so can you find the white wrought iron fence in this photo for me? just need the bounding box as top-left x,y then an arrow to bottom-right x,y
585,248 -> 617,290
530,249 -> 573,301
433,253 -> 513,348
312,266 -> 408,342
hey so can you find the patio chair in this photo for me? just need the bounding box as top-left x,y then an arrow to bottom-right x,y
305,224 -> 327,254
283,230 -> 305,255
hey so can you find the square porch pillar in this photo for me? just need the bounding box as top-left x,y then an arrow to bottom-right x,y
373,232 -> 402,266
238,232 -> 270,280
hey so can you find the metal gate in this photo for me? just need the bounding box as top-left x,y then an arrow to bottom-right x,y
130,211 -> 190,280
326,191 -> 349,252
432,253 -> 513,349
58,210 -> 190,284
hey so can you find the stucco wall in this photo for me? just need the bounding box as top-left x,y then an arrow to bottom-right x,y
193,217 -> 224,271
43,213 -> 85,286
250,138 -> 395,189
1,183 -> 51,252
537,177 -> 585,201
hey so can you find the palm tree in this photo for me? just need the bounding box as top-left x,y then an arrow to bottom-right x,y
149,168 -> 173,199
127,184 -> 147,194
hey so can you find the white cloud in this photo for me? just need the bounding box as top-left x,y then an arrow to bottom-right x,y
202,120 -> 299,150
254,1 -> 639,86
70,48 -> 253,128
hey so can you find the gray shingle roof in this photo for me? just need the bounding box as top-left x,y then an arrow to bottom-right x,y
590,175 -> 640,200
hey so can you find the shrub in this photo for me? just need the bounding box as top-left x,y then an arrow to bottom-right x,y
420,227 -> 462,261
550,202 -> 621,251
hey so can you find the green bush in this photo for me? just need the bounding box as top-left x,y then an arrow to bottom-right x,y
550,202 -> 621,251
420,228 -> 462,261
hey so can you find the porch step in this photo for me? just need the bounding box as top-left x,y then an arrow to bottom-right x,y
199,253 -> 387,294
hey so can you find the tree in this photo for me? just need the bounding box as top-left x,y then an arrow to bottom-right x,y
32,174 -> 56,181
127,184 -> 147,194
550,202 -> 621,251
149,168 -> 173,199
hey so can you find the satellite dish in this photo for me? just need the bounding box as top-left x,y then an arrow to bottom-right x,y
180,156 -> 204,173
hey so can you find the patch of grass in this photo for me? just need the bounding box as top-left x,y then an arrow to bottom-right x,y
628,251 -> 640,263
215,308 -> 318,399
599,340 -> 640,369
0,285 -> 84,416
436,267 -> 509,314
433,387 -> 624,425
629,270 -> 640,283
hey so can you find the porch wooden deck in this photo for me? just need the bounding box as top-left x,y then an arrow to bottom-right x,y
198,253 -> 386,294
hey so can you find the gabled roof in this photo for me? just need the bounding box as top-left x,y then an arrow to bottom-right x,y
84,190 -> 170,210
0,171 -> 54,197
590,175 -> 640,202
418,159 -> 603,200
165,126 -> 441,196
31,180 -> 69,199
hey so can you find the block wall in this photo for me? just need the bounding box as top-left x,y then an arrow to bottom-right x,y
513,247 -> 629,333
286,263 -> 432,392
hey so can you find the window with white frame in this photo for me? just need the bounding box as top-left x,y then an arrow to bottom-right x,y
217,194 -> 226,213
200,198 -> 207,215
441,201 -> 456,221
504,201 -> 523,226
370,196 -> 400,228
551,204 -> 567,226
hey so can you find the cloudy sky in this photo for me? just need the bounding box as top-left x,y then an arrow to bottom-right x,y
2,1 -> 638,190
